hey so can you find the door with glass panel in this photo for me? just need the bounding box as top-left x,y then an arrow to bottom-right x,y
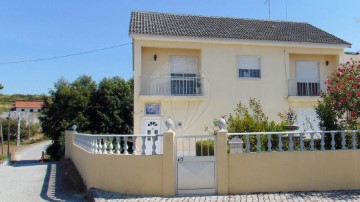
170,56 -> 199,95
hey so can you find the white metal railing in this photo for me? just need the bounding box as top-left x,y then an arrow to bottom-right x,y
288,79 -> 327,96
140,75 -> 203,96
228,130 -> 360,153
176,135 -> 215,157
74,133 -> 163,155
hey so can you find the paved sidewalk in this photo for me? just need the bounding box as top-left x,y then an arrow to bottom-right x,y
91,189 -> 360,202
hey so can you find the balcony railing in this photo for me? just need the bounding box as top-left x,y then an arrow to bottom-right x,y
140,75 -> 203,96
288,79 -> 327,96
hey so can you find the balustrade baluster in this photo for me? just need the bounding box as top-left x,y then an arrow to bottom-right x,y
152,136 -> 157,155
310,133 -> 315,151
115,137 -> 120,154
124,137 -> 129,155
86,137 -> 90,150
331,132 -> 336,150
289,133 -> 294,152
98,138 -> 103,154
132,136 -> 138,155
267,134 -> 272,152
256,134 -> 261,153
102,137 -> 108,154
91,137 -> 96,153
141,136 -> 146,155
352,131 -> 357,150
246,134 -> 250,153
109,137 -> 114,154
341,131 -> 346,150
94,138 -> 99,154
320,132 -> 325,151
300,133 -> 304,151
278,134 -> 283,152
207,138 -> 210,156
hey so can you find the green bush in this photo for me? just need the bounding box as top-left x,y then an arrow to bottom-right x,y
196,140 -> 214,156
206,98 -> 287,152
46,133 -> 65,160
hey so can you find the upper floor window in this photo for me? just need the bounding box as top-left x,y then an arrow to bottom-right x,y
238,56 -> 261,78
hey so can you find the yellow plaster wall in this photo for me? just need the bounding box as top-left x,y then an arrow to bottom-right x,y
66,131 -> 164,196
228,151 -> 360,194
134,39 -> 344,135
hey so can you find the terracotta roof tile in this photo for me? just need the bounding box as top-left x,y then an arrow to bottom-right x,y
130,11 -> 351,46
15,100 -> 43,109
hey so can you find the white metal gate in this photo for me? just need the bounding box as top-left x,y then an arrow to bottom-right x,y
175,135 -> 216,195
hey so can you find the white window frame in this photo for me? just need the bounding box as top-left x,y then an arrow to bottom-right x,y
237,56 -> 261,78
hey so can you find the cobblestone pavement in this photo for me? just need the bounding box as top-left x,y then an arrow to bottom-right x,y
91,189 -> 360,202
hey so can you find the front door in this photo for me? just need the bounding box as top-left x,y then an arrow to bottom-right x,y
143,119 -> 162,154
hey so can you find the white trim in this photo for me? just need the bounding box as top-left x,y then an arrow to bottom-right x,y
131,34 -> 350,49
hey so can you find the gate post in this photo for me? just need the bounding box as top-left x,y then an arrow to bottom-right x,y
216,130 -> 229,195
162,129 -> 176,196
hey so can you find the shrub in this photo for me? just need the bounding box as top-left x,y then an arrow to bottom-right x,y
46,133 -> 65,160
205,98 -> 287,152
196,140 -> 214,156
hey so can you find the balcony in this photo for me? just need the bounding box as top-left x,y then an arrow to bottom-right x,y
288,79 -> 327,97
140,75 -> 204,96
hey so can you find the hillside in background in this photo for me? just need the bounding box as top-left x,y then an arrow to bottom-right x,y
0,94 -> 47,112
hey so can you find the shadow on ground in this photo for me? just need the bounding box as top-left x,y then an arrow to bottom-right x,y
11,159 -> 88,201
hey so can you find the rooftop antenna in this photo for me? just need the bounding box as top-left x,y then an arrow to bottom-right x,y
264,0 -> 271,19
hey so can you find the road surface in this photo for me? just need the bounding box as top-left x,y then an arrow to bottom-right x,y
0,140 -> 85,202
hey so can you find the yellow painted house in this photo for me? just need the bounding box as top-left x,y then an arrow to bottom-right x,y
129,11 -> 351,136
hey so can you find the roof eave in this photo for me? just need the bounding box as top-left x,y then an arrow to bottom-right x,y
130,34 -> 350,49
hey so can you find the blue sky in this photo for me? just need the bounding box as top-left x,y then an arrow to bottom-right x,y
1,0 -> 359,94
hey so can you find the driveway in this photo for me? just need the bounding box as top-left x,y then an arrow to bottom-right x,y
0,141 -> 86,202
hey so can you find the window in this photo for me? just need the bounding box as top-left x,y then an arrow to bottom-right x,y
30,109 -> 34,112
296,61 -> 320,96
238,56 -> 261,78
170,56 -> 200,95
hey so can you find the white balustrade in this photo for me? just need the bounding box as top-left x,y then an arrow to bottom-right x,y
73,133 -> 163,155
228,130 -> 360,154
320,132 -> 325,151
289,133 -> 294,152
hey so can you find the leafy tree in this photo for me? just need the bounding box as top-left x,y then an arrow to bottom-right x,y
0,118 -> 38,141
316,59 -> 360,129
0,83 -> 3,90
40,75 -> 134,160
87,77 -> 133,134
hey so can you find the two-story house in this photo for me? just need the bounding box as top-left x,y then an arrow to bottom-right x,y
130,11 -> 351,137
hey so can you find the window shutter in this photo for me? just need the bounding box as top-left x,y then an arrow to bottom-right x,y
296,61 -> 319,81
238,56 -> 260,70
170,56 -> 198,74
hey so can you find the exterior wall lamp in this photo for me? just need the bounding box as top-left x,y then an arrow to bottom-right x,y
326,60 -> 329,66
154,54 -> 157,61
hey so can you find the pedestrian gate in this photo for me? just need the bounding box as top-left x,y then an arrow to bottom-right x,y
175,135 -> 216,195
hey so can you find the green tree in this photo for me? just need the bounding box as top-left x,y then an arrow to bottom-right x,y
316,59 -> 360,129
40,75 -> 134,160
87,77 -> 133,134
0,83 -> 3,90
40,75 -> 96,141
